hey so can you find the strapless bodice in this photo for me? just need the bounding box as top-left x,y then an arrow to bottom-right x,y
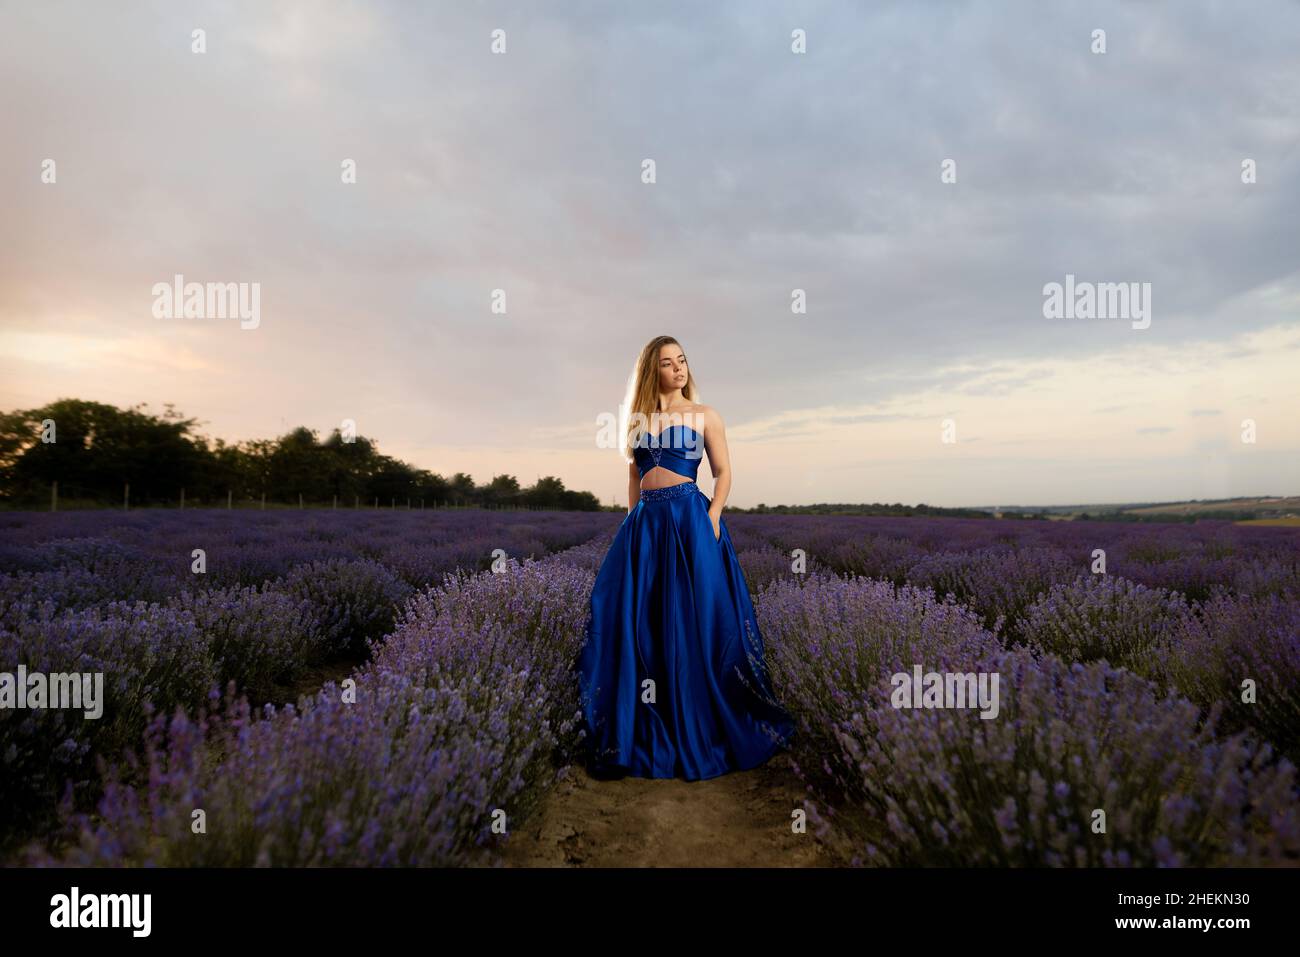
633,425 -> 704,482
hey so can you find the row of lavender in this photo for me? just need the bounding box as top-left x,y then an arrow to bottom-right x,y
10,510 -> 1300,864
732,513 -> 1300,608
757,575 -> 1299,864
724,513 -> 1300,777
24,555 -> 599,865
734,513 -> 1299,863
0,509 -> 617,857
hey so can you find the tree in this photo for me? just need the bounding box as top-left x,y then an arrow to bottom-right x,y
0,398 -> 605,511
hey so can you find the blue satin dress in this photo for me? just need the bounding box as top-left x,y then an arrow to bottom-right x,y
574,425 -> 796,780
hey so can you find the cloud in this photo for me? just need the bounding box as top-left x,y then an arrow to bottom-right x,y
1,0 -> 1297,505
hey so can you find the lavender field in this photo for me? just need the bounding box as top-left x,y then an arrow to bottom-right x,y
2,508 -> 1298,866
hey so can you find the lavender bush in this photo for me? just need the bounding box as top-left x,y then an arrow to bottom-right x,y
274,558 -> 415,657
378,556 -> 595,771
165,585 -> 325,703
815,647 -> 1300,866
1016,574 -> 1196,680
756,573 -> 1003,800
0,600 -> 216,848
825,534 -> 927,586
0,567 -> 109,626
1158,593 -> 1300,764
35,656 -> 546,866
33,556 -> 595,866
737,542 -> 838,593
907,546 -> 1082,638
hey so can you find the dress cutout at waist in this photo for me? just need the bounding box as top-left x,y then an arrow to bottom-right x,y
633,425 -> 704,483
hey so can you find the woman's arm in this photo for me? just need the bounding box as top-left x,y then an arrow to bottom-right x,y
627,460 -> 640,512
701,406 -> 730,537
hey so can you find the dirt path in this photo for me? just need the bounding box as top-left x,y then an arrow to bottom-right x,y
497,751 -> 841,867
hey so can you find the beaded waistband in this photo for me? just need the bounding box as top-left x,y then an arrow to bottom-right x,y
640,481 -> 698,502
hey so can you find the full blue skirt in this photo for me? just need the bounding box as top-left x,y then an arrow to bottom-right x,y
574,481 -> 795,780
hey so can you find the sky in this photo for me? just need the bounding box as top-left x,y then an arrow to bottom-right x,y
1,0 -> 1298,508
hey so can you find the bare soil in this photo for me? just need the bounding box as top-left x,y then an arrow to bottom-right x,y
496,750 -> 842,867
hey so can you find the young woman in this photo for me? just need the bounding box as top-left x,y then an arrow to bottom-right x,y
574,336 -> 796,780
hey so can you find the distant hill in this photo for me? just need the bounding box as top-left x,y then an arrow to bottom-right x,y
979,496 -> 1300,523
735,495 -> 1300,523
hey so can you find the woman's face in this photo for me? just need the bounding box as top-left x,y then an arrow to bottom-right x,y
658,344 -> 688,392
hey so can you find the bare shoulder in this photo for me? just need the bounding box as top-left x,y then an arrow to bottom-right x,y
693,404 -> 724,431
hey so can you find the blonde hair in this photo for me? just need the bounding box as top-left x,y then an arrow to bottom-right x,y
620,335 -> 701,460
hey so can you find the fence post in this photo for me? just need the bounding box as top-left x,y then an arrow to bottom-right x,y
180,487 -> 185,509
299,493 -> 303,509
261,492 -> 266,510
124,482 -> 129,510
51,480 -> 58,512
333,495 -> 337,509
227,490 -> 232,510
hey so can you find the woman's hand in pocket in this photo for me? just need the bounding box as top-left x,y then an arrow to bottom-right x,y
709,512 -> 721,541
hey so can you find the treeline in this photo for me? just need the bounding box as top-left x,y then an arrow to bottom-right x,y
0,399 -> 601,511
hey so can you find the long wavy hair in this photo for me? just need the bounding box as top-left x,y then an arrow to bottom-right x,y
620,335 -> 701,461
